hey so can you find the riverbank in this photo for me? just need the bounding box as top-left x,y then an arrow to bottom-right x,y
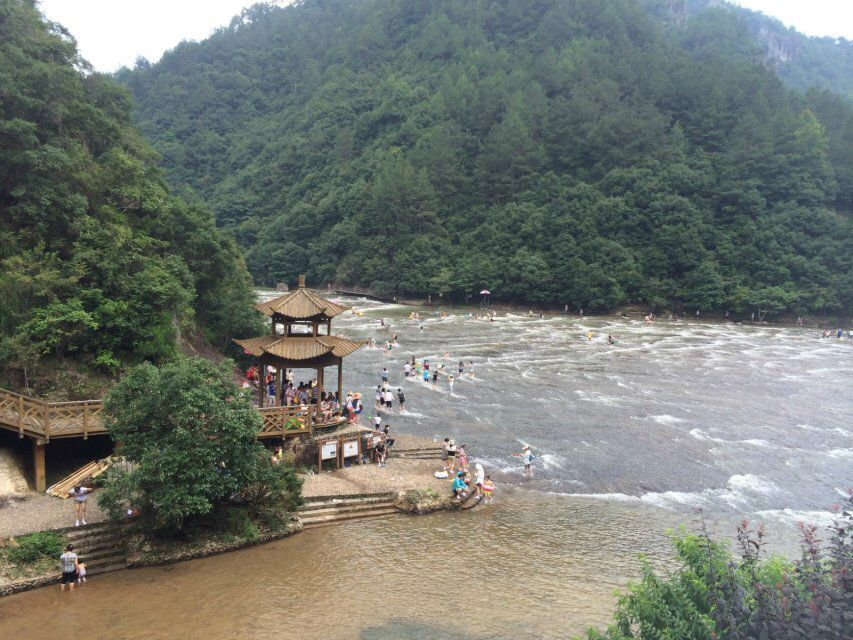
0,437 -> 462,597
329,287 -> 850,329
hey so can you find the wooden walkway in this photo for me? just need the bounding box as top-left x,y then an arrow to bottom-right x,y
0,386 -> 338,493
0,387 -> 320,442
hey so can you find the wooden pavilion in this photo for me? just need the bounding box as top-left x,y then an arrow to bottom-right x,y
233,275 -> 362,433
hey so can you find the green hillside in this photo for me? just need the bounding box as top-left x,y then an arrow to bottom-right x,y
642,0 -> 853,102
118,0 -> 853,314
0,0 -> 259,394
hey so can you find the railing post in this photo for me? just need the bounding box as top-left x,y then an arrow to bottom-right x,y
17,394 -> 24,438
43,402 -> 50,442
83,401 -> 89,440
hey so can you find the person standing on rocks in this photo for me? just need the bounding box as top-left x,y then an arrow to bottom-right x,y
446,440 -> 457,472
59,544 -> 79,592
441,437 -> 450,471
69,485 -> 92,526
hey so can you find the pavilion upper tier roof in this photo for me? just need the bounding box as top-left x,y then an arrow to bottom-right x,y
234,335 -> 363,361
255,286 -> 348,320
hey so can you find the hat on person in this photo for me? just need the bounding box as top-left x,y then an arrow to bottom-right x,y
523,444 -> 530,450
457,471 -> 464,477
449,439 -> 455,446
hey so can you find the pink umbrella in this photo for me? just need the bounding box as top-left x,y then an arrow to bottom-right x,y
480,289 -> 491,295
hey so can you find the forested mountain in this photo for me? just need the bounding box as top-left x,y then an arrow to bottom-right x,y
643,0 -> 853,102
118,0 -> 853,314
0,0 -> 259,393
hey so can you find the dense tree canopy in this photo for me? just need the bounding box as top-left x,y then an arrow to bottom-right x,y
643,0 -> 853,102
0,0 -> 259,387
118,0 -> 852,315
99,357 -> 301,532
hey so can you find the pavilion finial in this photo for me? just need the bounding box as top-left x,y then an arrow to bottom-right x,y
297,274 -> 306,288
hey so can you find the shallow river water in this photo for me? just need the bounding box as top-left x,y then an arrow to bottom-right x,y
1,298 -> 850,639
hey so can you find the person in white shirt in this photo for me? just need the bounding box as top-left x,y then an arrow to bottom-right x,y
383,388 -> 394,409
69,485 -> 92,526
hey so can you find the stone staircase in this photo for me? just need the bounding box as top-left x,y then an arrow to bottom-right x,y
387,446 -> 441,460
62,521 -> 128,576
298,492 -> 399,529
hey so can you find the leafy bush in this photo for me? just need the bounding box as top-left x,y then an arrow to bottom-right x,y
583,493 -> 852,640
98,358 -> 301,534
7,531 -> 65,565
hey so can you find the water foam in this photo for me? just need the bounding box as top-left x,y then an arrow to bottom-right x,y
561,474 -> 779,512
753,508 -> 837,528
827,448 -> 853,460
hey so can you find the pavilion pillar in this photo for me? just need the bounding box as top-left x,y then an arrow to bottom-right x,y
317,366 -> 324,422
275,367 -> 282,408
337,359 -> 343,415
32,439 -> 46,493
258,358 -> 266,408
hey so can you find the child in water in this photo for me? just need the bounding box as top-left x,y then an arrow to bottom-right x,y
77,561 -> 87,585
482,476 -> 495,503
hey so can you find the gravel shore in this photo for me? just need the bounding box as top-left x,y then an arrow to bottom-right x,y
302,456 -> 448,497
302,433 -> 449,497
0,492 -> 107,538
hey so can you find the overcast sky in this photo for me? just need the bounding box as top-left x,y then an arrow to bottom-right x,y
38,0 -> 853,73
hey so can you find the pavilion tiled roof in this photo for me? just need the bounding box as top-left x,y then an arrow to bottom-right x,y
255,287 -> 348,320
233,335 -> 363,361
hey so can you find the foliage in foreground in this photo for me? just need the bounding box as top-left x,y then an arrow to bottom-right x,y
584,496 -> 852,640
4,531 -> 65,565
98,357 -> 301,533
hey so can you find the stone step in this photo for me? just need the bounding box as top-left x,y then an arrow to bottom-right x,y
388,453 -> 440,459
66,529 -> 126,544
299,501 -> 396,519
74,546 -> 127,564
301,506 -> 399,529
64,522 -> 126,539
85,561 -> 127,576
302,491 -> 395,505
68,539 -> 127,555
300,495 -> 395,512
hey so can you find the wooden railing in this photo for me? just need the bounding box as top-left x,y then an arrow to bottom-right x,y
0,387 -> 322,441
0,388 -> 105,441
257,405 -> 313,438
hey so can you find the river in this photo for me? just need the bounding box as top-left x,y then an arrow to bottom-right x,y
1,298 -> 850,638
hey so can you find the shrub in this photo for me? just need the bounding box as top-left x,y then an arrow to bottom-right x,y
405,488 -> 440,504
7,531 -> 65,565
583,492 -> 853,640
98,358 -> 301,533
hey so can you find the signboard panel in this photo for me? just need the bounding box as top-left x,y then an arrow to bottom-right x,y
320,441 -> 337,460
342,440 -> 358,458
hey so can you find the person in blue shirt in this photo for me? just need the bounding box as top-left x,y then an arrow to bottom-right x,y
451,471 -> 468,499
